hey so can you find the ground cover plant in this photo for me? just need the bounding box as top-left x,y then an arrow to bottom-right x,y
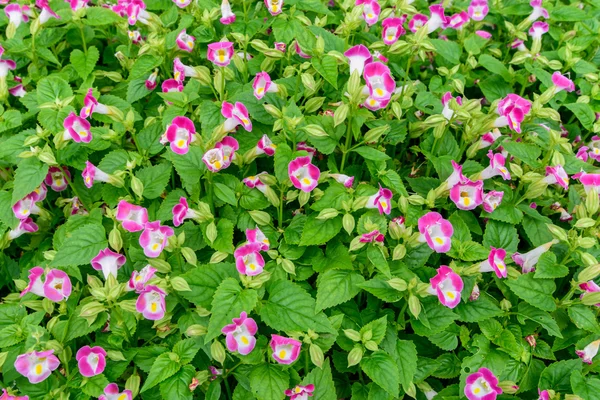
1,0 -> 600,398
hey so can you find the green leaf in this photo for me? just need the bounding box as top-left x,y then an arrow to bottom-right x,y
210,218 -> 234,254
11,157 -> 49,205
571,370 -> 600,400
431,39 -> 461,65
141,352 -> 181,392
360,351 -> 400,397
50,224 -> 107,268
506,274 -> 556,312
522,216 -> 553,247
567,305 -> 600,333
163,147 -> 205,195
302,360 -> 336,400
565,103 -> 595,129
479,75 -> 512,102
249,363 -> 289,400
299,215 -> 342,246
359,278 -> 403,303
127,78 -> 153,103
36,76 -> 73,104
160,365 -> 195,400
0,110 -> 22,133
352,146 -> 391,161
261,280 -> 334,333
478,54 -> 512,82
99,149 -> 129,173
411,299 -> 458,336
136,162 -> 172,199
534,252 -> 568,279
454,293 -> 503,322
312,55 -> 338,88
205,278 -> 258,342
361,316 -> 388,345
85,7 -> 123,25
393,340 -> 418,390
551,6 -> 588,21
539,359 -> 581,392
366,245 -> 391,278
482,220 -> 519,253
81,374 -> 110,398
501,141 -> 541,167
315,269 -> 364,311
516,302 -> 562,337
274,143 -> 293,184
130,55 -> 164,79
448,212 -> 471,242
172,338 -> 202,364
179,263 -> 238,308
214,182 -> 237,206
70,46 -> 100,80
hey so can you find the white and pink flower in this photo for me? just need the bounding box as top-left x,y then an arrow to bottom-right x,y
445,12 -> 469,29
63,112 -> 92,143
80,89 -> 111,118
136,285 -> 167,320
381,17 -> 405,45
359,0 -> 381,26
288,156 -> 320,192
173,0 -> 191,8
441,91 -> 462,120
0,388 -> 29,400
527,0 -> 548,22
543,165 -> 569,190
215,136 -> 239,169
366,185 -> 393,215
285,385 -> 315,400
221,312 -> 258,355
126,265 -> 157,292
176,29 -> 195,52
207,41 -> 234,67
243,173 -> 269,194
482,190 -> 504,213
12,194 -> 41,220
529,21 -> 549,39
116,200 -> 148,232
481,151 -> 511,180
418,212 -> 453,253
576,340 -> 600,364
330,173 -> 354,188
36,0 -> 59,25
234,243 -> 265,276
82,161 -> 112,188
363,62 -> 396,101
344,45 -> 372,75
479,247 -> 508,278
14,350 -> 60,384
222,101 -> 252,132
91,248 -> 126,279
270,335 -> 301,364
256,134 -> 277,156
220,0 -> 236,24
426,4 -> 447,33
465,368 -> 502,400
408,14 -> 428,33
551,72 -> 575,94
20,267 -> 72,302
162,78 -> 184,94
294,42 -> 311,59
449,179 -> 484,210
264,0 -> 283,16
99,384 -> 132,400
428,265 -> 463,309
253,71 -> 279,100
8,217 -> 38,240
512,240 -> 558,274
145,69 -> 158,90
468,0 -> 488,21
5,4 -> 30,30
164,116 -> 196,155
494,94 -> 531,133
76,346 -> 106,378
246,227 -> 270,250
44,166 -> 70,192
139,221 -> 174,258
172,197 -> 203,227
202,148 -> 226,173
360,230 -> 384,243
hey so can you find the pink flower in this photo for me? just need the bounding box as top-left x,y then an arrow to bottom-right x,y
297,142 -> 316,159
482,190 -> 504,213
0,388 -> 29,400
80,89 -> 111,118
427,4 -> 447,33
44,166 -> 70,192
445,11 -> 469,29
366,185 -> 392,215
234,242 -> 265,276
285,385 -> 315,400
9,82 -> 27,98
444,161 -> 467,191
126,265 -> 157,292
363,62 -> 396,101
164,116 -> 196,155
465,368 -> 502,400
538,390 -> 550,400
14,350 -> 60,384
207,41 -> 234,67
173,57 -> 196,82
116,200 -> 148,232
172,0 -> 191,8
215,136 -> 239,169
12,193 -> 41,220
479,247 -> 507,278
529,21 -> 548,39
253,71 -> 278,99
20,267 -> 45,298
288,156 -> 320,192
418,212 -> 453,253
551,72 -> 575,94
512,240 -> 557,273
68,0 -> 88,12
136,285 -> 167,320
361,0 -> 381,26
76,346 -> 106,378
480,129 -> 502,149
330,173 -> 354,188
5,4 -> 30,29
294,42 -> 311,59
449,179 -> 484,210
221,311 -> 258,355
274,42 -> 286,52
408,14 -> 428,33
0,58 -> 16,78
36,0 -> 59,24
91,248 -> 126,279
468,0 -> 488,21
372,50 -> 388,63
441,91 -> 462,120
222,101 -> 252,132
382,17 -> 405,45
145,69 -> 158,90
576,340 -> 600,364
475,30 -> 492,39
429,265 -> 463,308
264,0 -> 283,16
481,151 -> 511,180
63,112 -> 92,143
543,165 -> 569,190
139,221 -> 174,258
256,134 -> 277,156
246,227 -> 270,250
176,29 -> 195,52
124,0 -> 150,25
8,217 -> 38,240
527,0 -> 548,21
576,171 -> 600,194
202,148 -> 226,172
128,30 -> 142,44
243,172 -> 268,194
162,78 -> 184,94
494,94 -> 531,133
270,335 -> 301,364
99,383 -> 132,400
82,161 -> 110,188
576,146 -> 589,162
172,197 -> 202,227
344,45 -> 372,76
360,230 -> 384,243
43,269 -> 72,302
579,280 -> 600,306
510,38 -> 528,51
220,0 -> 236,24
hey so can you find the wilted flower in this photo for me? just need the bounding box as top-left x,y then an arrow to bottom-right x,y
482,190 -> 504,213
360,230 -> 384,243
329,173 -> 354,188
256,134 -> 277,156
126,265 -> 157,292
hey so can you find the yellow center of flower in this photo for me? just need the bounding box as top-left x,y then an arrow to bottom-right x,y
434,237 -> 444,245
241,336 -> 249,345
496,263 -> 505,270
187,41 -> 193,47
295,387 -> 301,393
302,178 -> 311,185
35,364 -> 43,375
80,130 -> 87,137
214,161 -> 222,169
248,263 -> 256,270
563,178 -> 569,184
217,50 -> 226,63
446,291 -> 455,299
279,350 -> 286,359
257,87 -> 264,94
85,177 -> 91,184
380,201 -> 388,209
175,72 -> 181,80
55,179 -> 62,186
369,99 -> 377,106
375,88 -> 384,97
118,395 -> 128,400
474,388 -> 481,394
152,243 -> 159,251
463,197 -> 471,206
177,139 -> 185,147
367,13 -> 374,18
387,35 -> 394,41
22,209 -> 29,215
135,276 -> 141,281
151,302 -> 158,312
271,4 -> 278,11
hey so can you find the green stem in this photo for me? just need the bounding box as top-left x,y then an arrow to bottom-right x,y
79,23 -> 88,55
223,375 -> 232,400
340,114 -> 353,172
206,173 -> 215,214
278,188 -> 284,229
219,67 -> 226,101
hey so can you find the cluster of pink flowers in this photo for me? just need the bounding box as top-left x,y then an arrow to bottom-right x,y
20,267 -> 72,302
9,184 -> 48,241
234,228 -> 270,276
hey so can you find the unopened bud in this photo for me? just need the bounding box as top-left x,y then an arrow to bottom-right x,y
186,324 -> 207,336
347,346 -> 363,367
171,276 -> 191,292
392,244 -> 406,260
387,277 -> 407,291
309,344 -> 324,368
109,226 -> 123,252
334,104 -> 349,127
317,208 -> 339,220
181,247 -> 197,266
546,224 -> 568,242
211,341 -> 226,364
344,329 -> 361,342
408,295 -> 421,319
206,222 -> 218,243
248,210 -> 271,225
343,213 -> 355,235
147,258 -> 171,273
575,218 -> 595,229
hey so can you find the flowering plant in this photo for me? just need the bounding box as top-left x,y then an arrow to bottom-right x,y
1,0 -> 600,399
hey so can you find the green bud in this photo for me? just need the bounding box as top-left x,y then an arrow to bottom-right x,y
131,176 -> 144,198
206,221 -> 218,243
125,372 -> 141,399
303,124 -> 328,137
80,301 -> 106,318
392,244 -> 406,260
349,236 -> 365,252
387,277 -> 407,291
186,324 -> 207,337
578,263 -> 600,282
171,276 -> 191,292
248,210 -> 271,225
347,346 -> 363,367
281,259 -> 296,275
586,189 -> 599,215
334,104 -> 349,127
309,344 -> 324,368
525,180 -> 548,199
119,300 -> 137,313
500,299 -> 512,311
546,224 -> 568,242
317,208 -> 339,220
301,73 -> 316,93
361,329 -> 373,342
304,97 -> 326,113
298,191 -> 310,208
0,351 -> 8,370
107,350 -> 126,361
582,292 -> 600,306
211,341 -> 226,364
363,125 -> 389,143
407,194 -> 425,205
109,226 -> 123,252
147,258 -> 171,273
344,329 -> 361,342
181,247 -> 197,266
575,218 -> 595,229
263,104 -> 283,118
210,251 -> 229,264
343,213 -> 355,235
578,237 -> 596,249
580,253 -> 598,267
408,295 -> 421,319
364,340 -> 378,351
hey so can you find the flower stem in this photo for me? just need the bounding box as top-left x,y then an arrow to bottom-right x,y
340,114 -> 353,172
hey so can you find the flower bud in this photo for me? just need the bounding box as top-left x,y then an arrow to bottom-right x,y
500,299 -> 512,311
263,104 -> 283,118
407,194 -> 425,205
210,251 -> 229,264
392,244 -> 406,260
309,344 -> 324,368
364,125 -> 389,143
498,382 -> 519,394
364,341 -> 378,351
578,264 -> 600,282
298,191 -> 310,208
131,176 -> 144,198
304,97 -> 325,113
206,221 -> 218,243
303,124 -> 328,137
281,259 -> 295,275
408,295 -> 421,319
119,300 -> 137,313
109,226 -> 123,252
575,218 -> 595,229
248,210 -> 271,226
546,224 -> 568,242
171,276 -> 192,292
211,341 -> 226,364
387,277 -> 407,291
347,346 -> 363,367
578,237 -> 596,249
79,301 -> 106,318
343,213 -> 355,235
147,258 -> 171,273
344,329 -> 361,342
525,180 -> 548,199
580,252 -> 598,267
586,189 -> 599,215
181,247 -> 197,266
186,324 -> 207,337
334,104 -> 349,127
349,236 -> 366,252
317,208 -> 339,220
126,372 -> 141,399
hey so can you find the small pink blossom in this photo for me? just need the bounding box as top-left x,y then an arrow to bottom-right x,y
288,156 -> 320,192
99,384 -> 132,400
172,197 -> 202,227
449,179 -> 484,210
543,165 -> 569,190
126,265 -> 157,292
576,339 -> 600,364
221,312 -> 258,355
253,71 -> 278,99
136,285 -> 166,320
76,346 -> 106,378
14,350 -> 60,384
44,166 -> 70,192
116,200 -> 148,232
468,0 -> 488,21
381,17 -> 405,45
428,265 -> 463,308
479,247 -> 507,278
366,185 -> 392,215
222,101 -> 252,132
207,41 -> 234,67
220,0 -> 236,24
63,112 -> 92,143
164,116 -> 196,155
465,368 -> 502,400
246,227 -> 270,250
91,248 -> 126,279
481,151 -> 511,180
482,190 -> 504,213
256,134 -> 277,156
285,385 -> 315,400
139,221 -> 174,258
418,212 -> 453,253
234,243 -> 265,276
329,173 -> 354,188
145,69 -> 158,90
8,217 -> 39,240
270,335 -> 301,364
551,72 -> 575,94
264,0 -> 283,16
360,230 -> 384,243
494,94 -> 531,133
529,21 -> 549,39
512,240 -> 557,274
176,29 -> 195,52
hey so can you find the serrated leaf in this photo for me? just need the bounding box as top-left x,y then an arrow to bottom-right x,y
360,351 -> 399,397
160,365 -> 195,400
249,363 -> 289,400
136,162 -> 172,199
11,157 -> 49,205
506,274 -> 556,312
316,269 -> 364,311
214,182 -> 237,206
567,305 -> 600,332
454,293 -> 503,322
141,352 -> 181,392
302,360 -> 336,400
482,220 -> 519,253
299,215 -> 342,246
539,359 -> 581,392
70,46 -> 100,79
516,302 -> 562,337
312,55 -> 338,88
50,224 -> 107,267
